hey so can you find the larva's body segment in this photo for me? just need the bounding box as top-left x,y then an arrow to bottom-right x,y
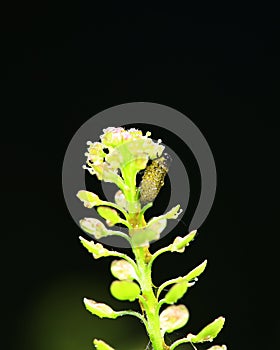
139,153 -> 172,205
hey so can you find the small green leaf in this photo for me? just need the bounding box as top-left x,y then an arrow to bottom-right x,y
171,230 -> 197,252
130,219 -> 166,247
130,228 -> 155,247
97,206 -> 122,226
79,236 -> 109,259
184,260 -> 207,282
160,305 -> 189,334
83,298 -> 118,319
148,219 -> 167,235
139,202 -> 153,216
111,259 -> 138,281
207,346 -> 227,350
186,317 -> 225,343
77,190 -> 103,208
165,281 -> 188,304
147,205 -> 183,227
164,205 -> 183,219
110,280 -> 140,301
93,339 -> 115,350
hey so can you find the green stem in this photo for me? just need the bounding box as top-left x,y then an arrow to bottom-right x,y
139,202 -> 153,216
169,338 -> 192,350
148,245 -> 172,271
116,310 -> 148,327
114,176 -> 128,196
132,246 -> 167,350
122,163 -> 167,349
107,230 -> 132,244
121,164 -> 137,202
156,299 -> 166,314
118,218 -> 133,229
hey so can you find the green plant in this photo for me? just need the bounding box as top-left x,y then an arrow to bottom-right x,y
77,127 -> 226,350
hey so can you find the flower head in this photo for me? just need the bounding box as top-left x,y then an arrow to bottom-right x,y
83,127 -> 165,191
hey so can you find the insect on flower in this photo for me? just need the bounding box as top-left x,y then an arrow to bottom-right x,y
139,153 -> 172,205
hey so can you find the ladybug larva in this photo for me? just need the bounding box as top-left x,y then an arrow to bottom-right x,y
139,153 -> 172,205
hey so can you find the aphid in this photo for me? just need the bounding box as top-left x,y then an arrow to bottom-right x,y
139,153 -> 172,205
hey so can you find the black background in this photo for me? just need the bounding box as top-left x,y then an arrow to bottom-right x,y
2,3 -> 280,350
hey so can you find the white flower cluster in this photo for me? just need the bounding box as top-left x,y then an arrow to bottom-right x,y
82,127 -> 164,183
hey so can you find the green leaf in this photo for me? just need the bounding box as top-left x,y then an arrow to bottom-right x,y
79,236 -> 109,259
130,219 -> 166,247
148,219 -> 167,234
147,205 -> 183,228
97,206 -> 122,226
160,305 -> 189,334
183,260 -> 207,282
139,202 -> 153,216
165,281 -> 188,304
76,190 -> 103,208
93,339 -> 115,350
171,230 -> 197,252
83,298 -> 118,319
206,346 -> 227,350
164,205 -> 183,219
186,317 -> 225,343
111,259 -> 138,281
110,280 -> 140,301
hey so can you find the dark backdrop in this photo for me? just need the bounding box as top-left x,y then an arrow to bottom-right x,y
2,4 -> 279,350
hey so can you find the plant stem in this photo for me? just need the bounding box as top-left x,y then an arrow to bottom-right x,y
132,246 -> 168,350
123,165 -> 167,349
148,245 -> 172,270
116,310 -> 148,327
169,338 -> 191,350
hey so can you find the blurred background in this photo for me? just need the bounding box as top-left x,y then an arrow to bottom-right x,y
2,3 -> 280,350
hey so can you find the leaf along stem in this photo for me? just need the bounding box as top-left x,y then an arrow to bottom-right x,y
100,201 -> 130,222
156,276 -> 184,299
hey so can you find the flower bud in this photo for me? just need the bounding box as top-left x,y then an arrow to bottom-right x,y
111,259 -> 138,280
79,218 -> 108,239
160,305 -> 190,334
